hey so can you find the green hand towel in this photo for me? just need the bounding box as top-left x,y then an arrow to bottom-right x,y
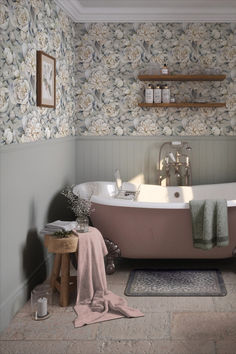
189,199 -> 229,250
216,200 -> 229,247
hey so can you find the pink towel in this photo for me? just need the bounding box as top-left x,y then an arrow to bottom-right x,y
73,227 -> 144,327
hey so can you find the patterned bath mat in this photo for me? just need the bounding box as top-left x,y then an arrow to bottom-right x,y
125,269 -> 227,296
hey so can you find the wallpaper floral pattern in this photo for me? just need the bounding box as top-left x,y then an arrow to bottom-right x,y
1,3 -> 236,145
0,0 -> 76,145
75,23 -> 236,137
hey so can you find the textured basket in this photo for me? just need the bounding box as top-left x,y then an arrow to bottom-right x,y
44,234 -> 78,253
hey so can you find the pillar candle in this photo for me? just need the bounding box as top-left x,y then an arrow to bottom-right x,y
37,297 -> 47,317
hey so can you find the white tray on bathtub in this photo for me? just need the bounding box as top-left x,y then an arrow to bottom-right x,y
115,189 -> 140,200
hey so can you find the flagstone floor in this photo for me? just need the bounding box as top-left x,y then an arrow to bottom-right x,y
1,258 -> 236,354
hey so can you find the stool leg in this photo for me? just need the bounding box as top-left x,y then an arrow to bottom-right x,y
60,253 -> 70,307
50,254 -> 61,290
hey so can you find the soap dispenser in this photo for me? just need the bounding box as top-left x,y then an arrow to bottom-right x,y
162,85 -> 170,103
145,84 -> 154,103
154,85 -> 162,103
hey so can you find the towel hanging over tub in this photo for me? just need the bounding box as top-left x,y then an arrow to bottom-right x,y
189,199 -> 229,250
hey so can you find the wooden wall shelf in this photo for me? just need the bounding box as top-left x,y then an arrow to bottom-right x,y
138,74 -> 226,81
138,102 -> 226,108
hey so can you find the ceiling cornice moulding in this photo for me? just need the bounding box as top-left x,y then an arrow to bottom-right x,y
54,0 -> 236,22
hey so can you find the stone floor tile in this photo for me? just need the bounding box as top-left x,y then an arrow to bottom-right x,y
14,312 -> 98,341
97,312 -> 170,340
163,296 -> 215,312
66,340 -> 100,354
0,340 -> 69,354
213,284 -> 236,311
110,283 -> 215,313
99,339 -> 152,354
18,290 -> 76,316
123,294 -> 215,313
172,312 -> 236,340
106,270 -> 130,285
0,316 -> 27,340
220,269 -> 236,285
63,316 -> 99,341
19,301 -> 75,318
17,313 -> 70,341
120,295 -> 169,313
215,339 -> 236,354
150,339 -> 216,354
107,282 -> 128,295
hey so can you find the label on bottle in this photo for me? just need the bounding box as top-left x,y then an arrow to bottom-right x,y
162,88 -> 170,103
145,88 -> 153,103
161,68 -> 169,75
154,88 -> 162,103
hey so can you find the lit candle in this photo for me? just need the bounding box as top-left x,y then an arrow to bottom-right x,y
37,297 -> 47,317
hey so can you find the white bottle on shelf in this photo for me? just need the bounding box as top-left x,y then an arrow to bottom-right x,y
154,85 -> 162,103
145,84 -> 154,103
161,64 -> 169,75
162,85 -> 170,103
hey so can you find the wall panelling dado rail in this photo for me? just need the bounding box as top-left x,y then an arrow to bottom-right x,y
75,136 -> 236,186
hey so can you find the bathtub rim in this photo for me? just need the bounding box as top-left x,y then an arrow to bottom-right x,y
75,181 -> 236,209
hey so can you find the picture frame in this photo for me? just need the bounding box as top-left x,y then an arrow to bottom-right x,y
36,51 -> 56,108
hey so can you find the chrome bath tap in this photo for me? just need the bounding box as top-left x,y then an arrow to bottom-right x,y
158,141 -> 192,186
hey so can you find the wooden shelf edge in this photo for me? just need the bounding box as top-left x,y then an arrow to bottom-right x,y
138,74 -> 226,81
138,102 -> 226,108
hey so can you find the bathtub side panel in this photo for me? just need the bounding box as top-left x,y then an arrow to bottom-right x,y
91,203 -> 236,259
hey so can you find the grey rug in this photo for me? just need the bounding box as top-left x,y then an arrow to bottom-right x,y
125,269 -> 227,296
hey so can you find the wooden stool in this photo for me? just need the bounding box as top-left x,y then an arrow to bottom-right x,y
44,234 -> 79,307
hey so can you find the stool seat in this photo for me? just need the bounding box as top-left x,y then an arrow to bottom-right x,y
44,234 -> 79,307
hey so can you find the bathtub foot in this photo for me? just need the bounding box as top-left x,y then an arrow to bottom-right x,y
104,239 -> 121,274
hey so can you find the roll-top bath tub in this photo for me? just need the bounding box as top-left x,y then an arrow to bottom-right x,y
73,182 -> 236,269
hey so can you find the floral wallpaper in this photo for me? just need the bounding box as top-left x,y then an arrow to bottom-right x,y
1,6 -> 236,145
0,0 -> 76,145
75,23 -> 236,136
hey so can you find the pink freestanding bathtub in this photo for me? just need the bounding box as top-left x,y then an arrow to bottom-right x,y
73,182 -> 236,272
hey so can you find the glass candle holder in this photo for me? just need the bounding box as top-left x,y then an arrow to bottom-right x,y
31,284 -> 52,321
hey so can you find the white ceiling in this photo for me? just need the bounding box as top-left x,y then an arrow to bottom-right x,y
54,0 -> 236,22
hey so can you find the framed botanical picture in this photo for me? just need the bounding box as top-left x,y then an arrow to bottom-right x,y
36,51 -> 56,108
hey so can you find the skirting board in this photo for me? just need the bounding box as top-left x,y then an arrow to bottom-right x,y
0,254 -> 53,333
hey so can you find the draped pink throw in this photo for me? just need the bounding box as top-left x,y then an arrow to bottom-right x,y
73,227 -> 143,327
